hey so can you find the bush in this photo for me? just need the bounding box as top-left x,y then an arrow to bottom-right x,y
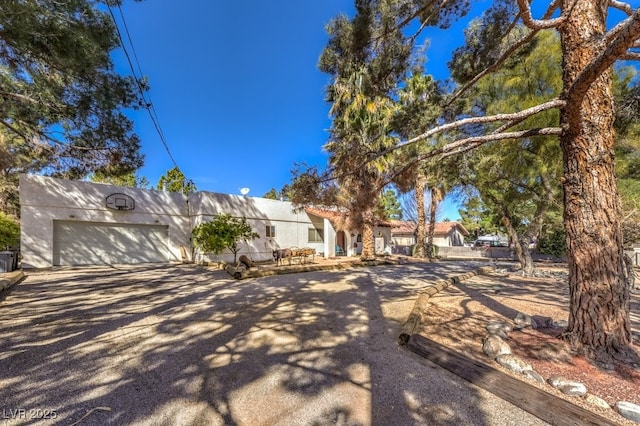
192,214 -> 258,263
536,230 -> 566,258
0,213 -> 19,249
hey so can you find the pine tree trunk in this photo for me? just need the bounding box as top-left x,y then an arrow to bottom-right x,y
559,0 -> 634,361
501,213 -> 534,275
414,175 -> 427,258
426,188 -> 439,260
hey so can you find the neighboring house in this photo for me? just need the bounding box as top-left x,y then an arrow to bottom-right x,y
19,175 -> 393,268
389,220 -> 469,254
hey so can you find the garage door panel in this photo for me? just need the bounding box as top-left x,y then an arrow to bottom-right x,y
53,221 -> 169,266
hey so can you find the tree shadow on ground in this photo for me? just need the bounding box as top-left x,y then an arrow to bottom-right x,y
0,261 -> 542,425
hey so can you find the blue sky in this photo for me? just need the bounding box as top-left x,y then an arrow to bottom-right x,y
112,0 -> 471,220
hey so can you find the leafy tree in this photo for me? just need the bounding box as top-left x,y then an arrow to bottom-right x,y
537,227 -> 566,258
262,185 -> 291,201
613,71 -> 640,248
453,29 -> 564,274
192,214 -> 259,264
378,188 -> 402,220
0,0 -> 144,216
90,171 -> 149,189
458,194 -> 501,242
157,167 -> 196,194
263,188 -> 278,200
0,212 -> 19,249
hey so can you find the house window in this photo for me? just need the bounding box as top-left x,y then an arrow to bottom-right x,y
266,225 -> 276,238
308,228 -> 323,243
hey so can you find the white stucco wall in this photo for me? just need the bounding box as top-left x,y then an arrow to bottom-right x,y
189,191 -> 326,263
20,174 -> 190,268
19,175 -> 341,267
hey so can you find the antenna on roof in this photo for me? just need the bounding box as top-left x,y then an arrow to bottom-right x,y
240,187 -> 250,196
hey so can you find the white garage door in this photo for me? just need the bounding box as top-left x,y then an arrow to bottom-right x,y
53,221 -> 169,266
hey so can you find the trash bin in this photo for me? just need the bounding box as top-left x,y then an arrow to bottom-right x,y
0,251 -> 15,273
9,249 -> 18,271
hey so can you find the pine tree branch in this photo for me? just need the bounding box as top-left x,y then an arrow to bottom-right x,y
0,91 -> 41,105
436,127 -> 564,158
516,0 -> 566,29
407,0 -> 450,44
570,9 -> 640,105
445,0 -> 562,107
0,119 -> 30,142
395,98 -> 565,151
610,0 -> 635,16
620,51 -> 640,60
386,127 -> 562,188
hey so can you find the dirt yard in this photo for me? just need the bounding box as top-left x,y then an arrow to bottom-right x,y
418,265 -> 640,425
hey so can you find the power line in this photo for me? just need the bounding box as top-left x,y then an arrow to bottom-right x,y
106,3 -> 180,171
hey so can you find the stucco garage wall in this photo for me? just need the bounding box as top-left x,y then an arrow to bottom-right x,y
20,174 -> 190,268
189,192 -> 325,263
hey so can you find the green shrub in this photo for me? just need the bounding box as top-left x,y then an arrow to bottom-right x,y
192,214 -> 258,263
0,213 -> 19,249
537,230 -> 566,258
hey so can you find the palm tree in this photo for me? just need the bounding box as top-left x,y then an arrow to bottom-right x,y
391,73 -> 444,258
326,69 -> 397,260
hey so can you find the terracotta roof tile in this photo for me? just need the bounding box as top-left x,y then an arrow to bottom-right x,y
305,208 -> 392,227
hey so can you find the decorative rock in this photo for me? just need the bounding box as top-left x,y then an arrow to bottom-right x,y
559,383 -> 587,396
522,369 -> 545,384
514,312 -> 538,329
547,376 -> 587,396
495,354 -> 534,374
583,394 -> 611,410
487,328 -> 509,339
546,375 -> 567,387
482,334 -> 511,359
532,315 -> 553,328
552,319 -> 569,329
486,320 -> 513,334
616,401 -> 640,423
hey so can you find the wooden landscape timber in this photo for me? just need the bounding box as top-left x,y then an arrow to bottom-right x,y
407,335 -> 617,426
398,267 -> 492,345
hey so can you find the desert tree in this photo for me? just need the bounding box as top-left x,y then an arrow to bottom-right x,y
453,29 -> 564,274
0,212 -> 19,249
192,214 -> 259,265
0,0 -> 145,215
157,167 -> 196,194
382,0 -> 640,361
90,171 -> 150,189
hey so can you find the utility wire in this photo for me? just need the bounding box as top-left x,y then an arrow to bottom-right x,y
106,3 -> 180,171
115,3 -> 170,149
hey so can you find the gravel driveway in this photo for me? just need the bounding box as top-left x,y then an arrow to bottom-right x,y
0,262 -> 548,425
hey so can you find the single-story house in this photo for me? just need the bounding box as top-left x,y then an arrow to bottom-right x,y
305,207 -> 392,257
19,175 -> 393,268
389,220 -> 469,254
